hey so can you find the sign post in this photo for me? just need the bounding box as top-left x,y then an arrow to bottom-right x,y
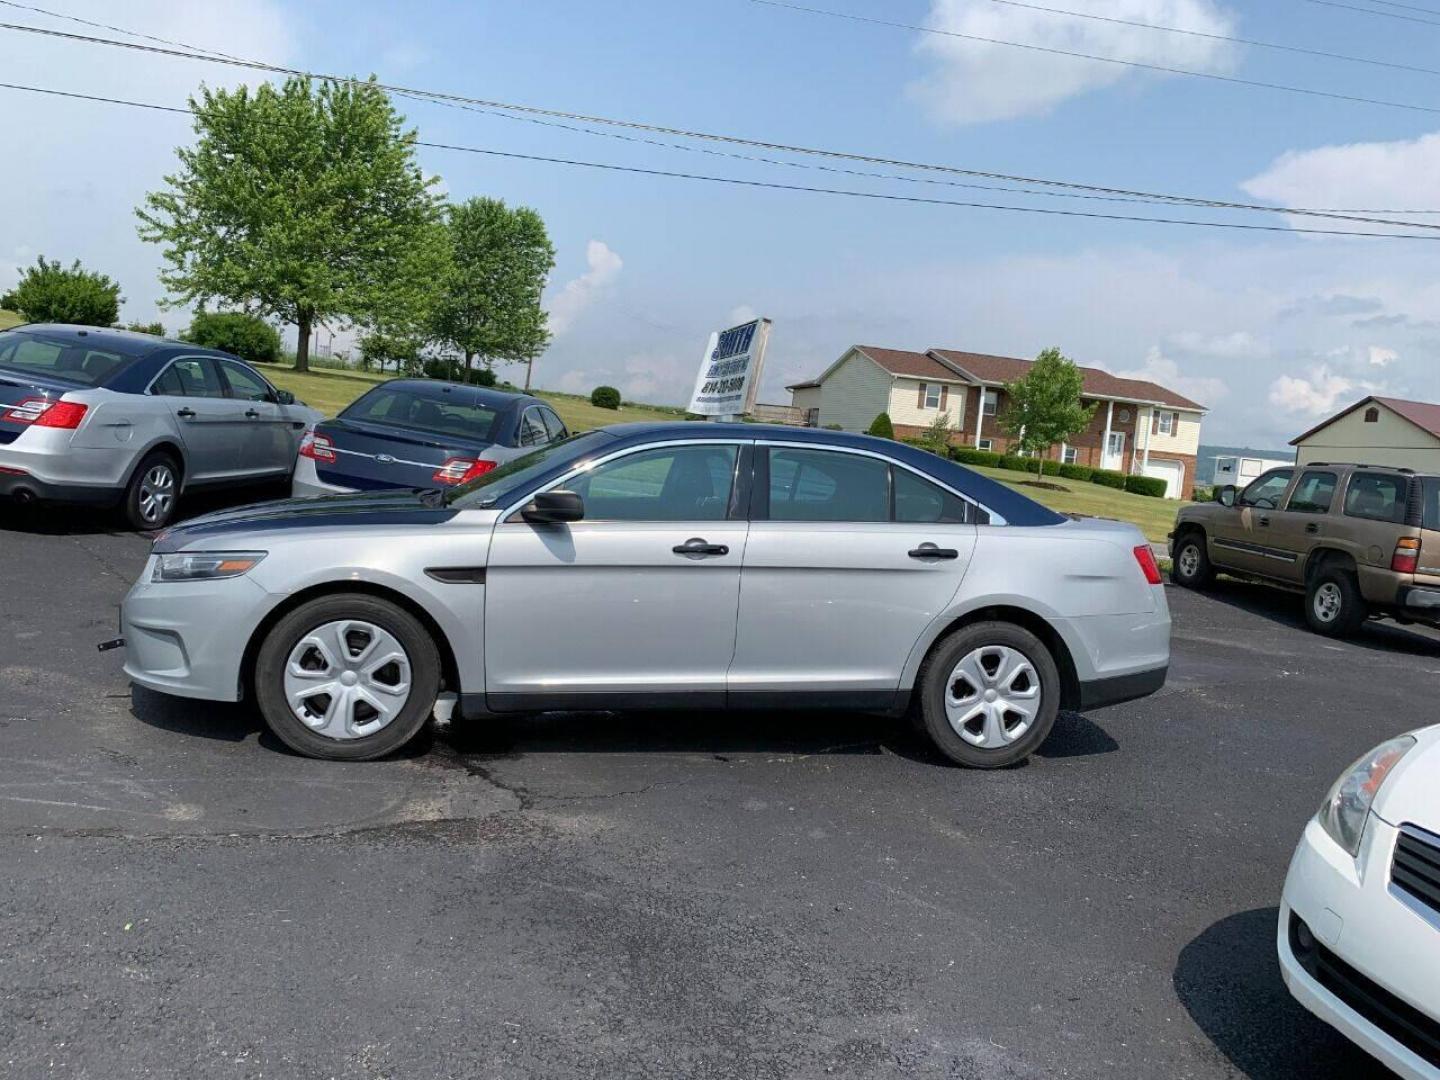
687,317 -> 772,422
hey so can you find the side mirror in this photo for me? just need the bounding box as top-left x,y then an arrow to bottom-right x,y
1217,485 -> 1237,508
521,489 -> 584,524
276,389 -> 296,405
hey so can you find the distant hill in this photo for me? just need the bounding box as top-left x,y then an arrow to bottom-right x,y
1197,444 -> 1294,485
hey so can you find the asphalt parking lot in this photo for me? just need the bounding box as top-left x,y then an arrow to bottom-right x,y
2,499 -> 1438,1080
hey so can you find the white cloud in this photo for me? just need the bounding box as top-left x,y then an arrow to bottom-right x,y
728,304 -> 758,326
1269,366 -> 1368,417
1242,131 -> 1440,224
1368,345 -> 1398,367
547,240 -> 623,336
908,0 -> 1239,125
1106,346 -> 1229,408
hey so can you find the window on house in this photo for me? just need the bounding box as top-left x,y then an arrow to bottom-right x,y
982,389 -> 999,416
977,438 -> 992,451
1063,446 -> 1077,464
923,383 -> 941,409
1156,411 -> 1175,436
1364,406 -> 1380,423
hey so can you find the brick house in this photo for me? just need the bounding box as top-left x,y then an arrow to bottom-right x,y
785,345 -> 1207,498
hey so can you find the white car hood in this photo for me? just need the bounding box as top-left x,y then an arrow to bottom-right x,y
1373,723 -> 1440,832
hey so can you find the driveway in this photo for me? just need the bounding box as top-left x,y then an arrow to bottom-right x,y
2,505 -> 1437,1079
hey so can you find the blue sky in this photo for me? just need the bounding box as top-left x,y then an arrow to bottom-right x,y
3,0 -> 1439,445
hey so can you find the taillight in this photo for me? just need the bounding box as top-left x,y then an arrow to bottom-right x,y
1392,537 -> 1420,574
4,396 -> 88,428
1133,544 -> 1163,585
432,458 -> 498,486
298,431 -> 336,463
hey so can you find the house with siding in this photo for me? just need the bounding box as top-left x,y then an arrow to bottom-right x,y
786,345 -> 1207,498
1290,395 -> 1440,473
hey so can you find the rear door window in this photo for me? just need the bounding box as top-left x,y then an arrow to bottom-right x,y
518,408 -> 549,448
1286,470 -> 1337,514
540,408 -> 568,441
152,358 -> 224,398
1344,472 -> 1408,523
768,448 -> 890,522
894,467 -> 976,524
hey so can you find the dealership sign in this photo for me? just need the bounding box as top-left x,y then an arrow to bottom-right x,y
687,317 -> 772,417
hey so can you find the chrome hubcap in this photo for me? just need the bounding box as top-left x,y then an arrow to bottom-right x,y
138,465 -> 175,523
1178,543 -> 1200,578
944,645 -> 1041,749
282,620 -> 412,740
1314,582 -> 1342,623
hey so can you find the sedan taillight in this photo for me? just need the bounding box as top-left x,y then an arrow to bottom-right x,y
432,458 -> 497,486
299,431 -> 336,463
1133,544 -> 1163,585
4,396 -> 88,429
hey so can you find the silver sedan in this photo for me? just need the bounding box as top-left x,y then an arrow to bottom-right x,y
117,423 -> 1171,766
0,323 -> 321,528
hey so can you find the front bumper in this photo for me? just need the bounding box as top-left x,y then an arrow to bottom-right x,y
1278,817 -> 1440,1080
121,557 -> 275,702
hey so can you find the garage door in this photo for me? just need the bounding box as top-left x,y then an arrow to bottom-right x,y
1143,459 -> 1184,499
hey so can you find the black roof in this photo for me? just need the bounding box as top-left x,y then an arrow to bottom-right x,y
5,323 -> 193,358
364,378 -> 539,409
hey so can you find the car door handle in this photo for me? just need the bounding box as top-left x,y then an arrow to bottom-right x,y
673,538 -> 729,557
245,409 -> 261,419
1257,515 -> 1271,527
909,543 -> 960,560
176,407 -> 196,419
1305,522 -> 1320,534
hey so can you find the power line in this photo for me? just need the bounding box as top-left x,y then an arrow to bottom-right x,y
745,0 -> 1440,114
5,79 -> 1439,241
979,0 -> 1440,78
3,18 -> 1439,227
1355,0 -> 1440,16
1296,0 -> 1440,27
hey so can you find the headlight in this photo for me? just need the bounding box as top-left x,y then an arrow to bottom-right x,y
1317,734 -> 1416,856
152,551 -> 266,583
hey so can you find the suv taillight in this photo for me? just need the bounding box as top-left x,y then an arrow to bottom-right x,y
433,458 -> 497,486
1133,544 -> 1163,585
298,431 -> 336,463
1392,537 -> 1421,574
4,397 -> 88,429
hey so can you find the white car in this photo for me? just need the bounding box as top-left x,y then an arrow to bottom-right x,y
1278,725 -> 1440,1079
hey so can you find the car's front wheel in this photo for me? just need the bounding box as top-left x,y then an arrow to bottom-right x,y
1170,531 -> 1214,589
915,621 -> 1061,768
253,594 -> 441,760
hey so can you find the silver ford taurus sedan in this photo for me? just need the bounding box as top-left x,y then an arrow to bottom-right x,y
0,323 -> 321,528
117,423 -> 1171,766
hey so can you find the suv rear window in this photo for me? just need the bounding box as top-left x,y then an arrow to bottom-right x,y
1343,472 -> 1408,523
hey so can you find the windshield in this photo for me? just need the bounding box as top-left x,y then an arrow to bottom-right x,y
447,429 -> 615,507
342,385 -> 502,442
0,330 -> 134,387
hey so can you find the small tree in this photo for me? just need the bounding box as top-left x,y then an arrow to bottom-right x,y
358,325 -> 424,376
590,385 -> 621,410
125,321 -> 166,336
921,410 -> 952,455
182,311 -> 282,365
998,347 -> 1098,480
137,77 -> 443,372
2,257 -> 122,326
428,197 -> 555,372
867,412 -> 894,439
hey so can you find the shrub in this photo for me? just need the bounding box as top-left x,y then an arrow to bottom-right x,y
1039,459 -> 1062,477
124,320 -> 166,337
3,256 -> 122,326
999,454 -> 1031,472
1091,469 -> 1127,490
1125,474 -> 1169,498
590,385 -> 621,410
950,448 -> 1003,468
822,423 -> 843,430
183,311 -> 281,365
1191,485 -> 1214,503
866,412 -> 894,439
1057,463 -> 1094,482
422,359 -> 498,386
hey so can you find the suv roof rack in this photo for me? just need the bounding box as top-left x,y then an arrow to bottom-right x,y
1306,462 -> 1413,473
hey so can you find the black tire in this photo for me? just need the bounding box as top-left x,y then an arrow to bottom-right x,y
122,450 -> 181,530
1170,531 -> 1215,589
914,621 -> 1061,769
1305,566 -> 1368,637
253,594 -> 442,761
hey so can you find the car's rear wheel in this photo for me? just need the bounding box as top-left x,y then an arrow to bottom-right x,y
914,621 -> 1060,768
123,451 -> 180,530
1305,568 -> 1368,638
1171,532 -> 1214,589
254,594 -> 441,760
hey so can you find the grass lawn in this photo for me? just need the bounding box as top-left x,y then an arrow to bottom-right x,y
259,363 -> 688,432
964,463 -> 1180,543
0,309 -> 22,330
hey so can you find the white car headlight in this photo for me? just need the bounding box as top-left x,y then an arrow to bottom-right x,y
1316,734 -> 1416,857
152,551 -> 266,583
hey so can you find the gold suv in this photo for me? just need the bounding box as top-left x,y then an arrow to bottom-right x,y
1169,463 -> 1440,636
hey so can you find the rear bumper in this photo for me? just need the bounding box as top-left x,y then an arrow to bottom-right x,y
1077,663 -> 1167,710
0,467 -> 120,506
1399,586 -> 1440,612
290,455 -> 355,499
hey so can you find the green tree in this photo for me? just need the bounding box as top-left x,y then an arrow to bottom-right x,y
921,410 -> 952,455
2,257 -> 122,326
428,197 -> 555,371
125,320 -> 166,336
137,77 -> 443,372
182,311 -> 282,365
359,324 -> 425,376
866,412 -> 894,439
998,347 -> 1098,480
